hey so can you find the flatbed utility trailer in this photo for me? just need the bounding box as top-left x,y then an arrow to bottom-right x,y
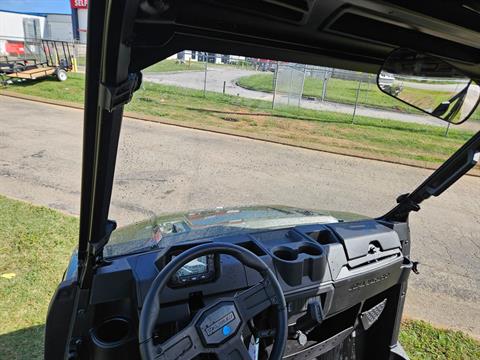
1,40 -> 73,84
0,56 -> 40,74
6,64 -> 57,80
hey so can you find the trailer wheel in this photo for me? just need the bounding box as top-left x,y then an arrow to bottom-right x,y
56,69 -> 68,82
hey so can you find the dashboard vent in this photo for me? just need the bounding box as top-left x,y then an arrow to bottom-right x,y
208,0 -> 313,23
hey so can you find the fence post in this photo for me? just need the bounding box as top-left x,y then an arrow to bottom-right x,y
272,61 -> 278,109
321,69 -> 329,101
298,65 -> 307,108
352,79 -> 362,124
445,122 -> 451,137
203,53 -> 208,97
287,65 -> 294,106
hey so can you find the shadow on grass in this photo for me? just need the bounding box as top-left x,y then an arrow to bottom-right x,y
0,324 -> 45,360
4,77 -> 57,88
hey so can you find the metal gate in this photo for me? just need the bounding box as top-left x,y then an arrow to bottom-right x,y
273,62 -> 306,109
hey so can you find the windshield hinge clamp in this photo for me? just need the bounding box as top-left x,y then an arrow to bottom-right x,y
89,219 -> 117,259
396,193 -> 420,213
99,72 -> 142,112
411,261 -> 420,275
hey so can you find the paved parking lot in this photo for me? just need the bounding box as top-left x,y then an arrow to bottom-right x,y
1,95 -> 479,337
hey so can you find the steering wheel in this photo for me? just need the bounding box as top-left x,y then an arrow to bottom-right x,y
139,242 -> 288,360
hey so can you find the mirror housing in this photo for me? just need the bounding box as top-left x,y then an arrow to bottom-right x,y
377,48 -> 480,124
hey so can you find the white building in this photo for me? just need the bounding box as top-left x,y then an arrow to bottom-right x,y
0,11 -> 46,40
176,50 -> 245,65
71,0 -> 88,43
45,14 -> 73,41
0,10 -> 73,57
0,10 -> 73,41
0,11 -> 46,57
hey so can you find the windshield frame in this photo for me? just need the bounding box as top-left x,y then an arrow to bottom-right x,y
77,0 -> 480,287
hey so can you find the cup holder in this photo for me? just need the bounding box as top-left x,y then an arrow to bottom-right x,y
273,244 -> 323,261
273,247 -> 298,261
90,317 -> 136,360
298,245 -> 323,256
94,317 -> 130,344
271,243 -> 326,286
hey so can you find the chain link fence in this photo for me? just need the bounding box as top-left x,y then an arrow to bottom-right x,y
266,62 -> 421,125
272,63 -> 306,108
2,40 -> 478,131
130,55 -> 477,135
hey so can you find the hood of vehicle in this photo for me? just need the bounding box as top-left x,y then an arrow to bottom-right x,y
105,205 -> 368,257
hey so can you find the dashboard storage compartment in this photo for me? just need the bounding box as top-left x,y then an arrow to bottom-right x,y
326,221 -> 401,261
90,317 -> 138,360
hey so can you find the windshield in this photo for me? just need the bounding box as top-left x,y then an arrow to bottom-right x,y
104,206 -> 368,257
107,51 -> 480,256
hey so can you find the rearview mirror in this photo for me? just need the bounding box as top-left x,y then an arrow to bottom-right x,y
377,48 -> 480,124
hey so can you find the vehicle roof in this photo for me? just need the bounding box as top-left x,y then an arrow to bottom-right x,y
129,0 -> 480,78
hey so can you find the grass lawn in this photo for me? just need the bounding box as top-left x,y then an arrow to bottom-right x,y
0,195 -> 78,359
1,73 -> 476,166
0,195 -> 479,359
399,321 -> 480,360
143,59 -> 255,73
144,59 -> 206,72
76,58 -> 206,72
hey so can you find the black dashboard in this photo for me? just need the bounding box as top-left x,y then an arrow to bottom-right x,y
46,219 -> 413,359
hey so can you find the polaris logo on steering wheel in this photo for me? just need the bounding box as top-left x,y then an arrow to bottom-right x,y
205,311 -> 236,336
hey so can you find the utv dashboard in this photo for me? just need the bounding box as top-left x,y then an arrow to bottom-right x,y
46,219 -> 412,359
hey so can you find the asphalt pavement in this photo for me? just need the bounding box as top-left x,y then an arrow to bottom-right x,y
1,95 -> 479,337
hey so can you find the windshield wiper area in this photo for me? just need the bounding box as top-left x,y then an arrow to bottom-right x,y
382,130 -> 480,222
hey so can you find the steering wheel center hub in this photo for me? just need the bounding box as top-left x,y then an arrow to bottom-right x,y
196,301 -> 242,346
